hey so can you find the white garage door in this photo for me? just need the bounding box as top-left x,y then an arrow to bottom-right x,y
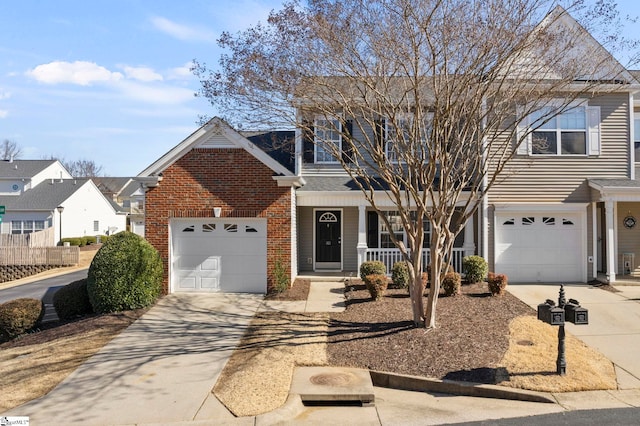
495,212 -> 584,283
171,218 -> 267,293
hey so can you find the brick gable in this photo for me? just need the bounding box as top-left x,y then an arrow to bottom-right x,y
145,148 -> 292,293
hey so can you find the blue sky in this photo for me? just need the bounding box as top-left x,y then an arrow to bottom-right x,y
1,1 -> 639,176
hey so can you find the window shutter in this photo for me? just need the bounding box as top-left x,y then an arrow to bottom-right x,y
516,109 -> 529,155
367,211 -> 379,248
342,120 -> 354,163
587,106 -> 601,156
374,119 -> 386,150
302,122 -> 314,163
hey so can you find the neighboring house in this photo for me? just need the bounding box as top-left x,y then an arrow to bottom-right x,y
0,159 -> 126,245
140,11 -> 639,295
92,177 -> 146,236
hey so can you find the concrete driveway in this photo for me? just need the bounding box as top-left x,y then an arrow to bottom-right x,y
4,292 -> 262,425
508,284 -> 640,389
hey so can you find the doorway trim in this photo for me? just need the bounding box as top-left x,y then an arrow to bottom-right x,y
313,208 -> 343,271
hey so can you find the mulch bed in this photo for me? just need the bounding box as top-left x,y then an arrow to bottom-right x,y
264,278 -> 310,301
327,282 -> 534,384
0,309 -> 146,349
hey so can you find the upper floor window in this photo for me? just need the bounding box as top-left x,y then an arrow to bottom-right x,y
530,106 -> 586,155
384,114 -> 432,163
518,102 -> 600,156
314,118 -> 342,163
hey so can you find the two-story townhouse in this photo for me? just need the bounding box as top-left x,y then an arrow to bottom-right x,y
92,177 -> 147,237
140,8 -> 639,295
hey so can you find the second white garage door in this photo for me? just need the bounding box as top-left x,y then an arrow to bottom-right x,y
171,218 -> 267,293
495,212 -> 585,283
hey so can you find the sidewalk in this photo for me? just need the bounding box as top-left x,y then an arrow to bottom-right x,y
507,283 -> 640,389
4,281 -> 640,425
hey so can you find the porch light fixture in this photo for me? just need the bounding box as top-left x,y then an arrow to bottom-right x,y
214,207 -> 222,218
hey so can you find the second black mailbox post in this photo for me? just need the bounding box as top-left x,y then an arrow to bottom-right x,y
537,285 -> 589,375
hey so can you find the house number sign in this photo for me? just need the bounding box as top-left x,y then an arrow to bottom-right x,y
624,215 -> 636,229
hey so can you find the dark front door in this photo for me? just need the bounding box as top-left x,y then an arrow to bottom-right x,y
316,210 -> 341,267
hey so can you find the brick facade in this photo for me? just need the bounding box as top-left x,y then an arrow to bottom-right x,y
145,148 -> 292,294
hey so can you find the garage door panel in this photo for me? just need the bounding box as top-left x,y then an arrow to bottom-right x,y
171,218 -> 267,293
495,212 -> 583,283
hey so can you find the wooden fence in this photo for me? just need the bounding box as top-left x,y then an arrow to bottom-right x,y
0,228 -> 55,247
0,246 -> 79,266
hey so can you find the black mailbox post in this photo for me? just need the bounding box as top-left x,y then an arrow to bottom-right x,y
536,285 -> 589,375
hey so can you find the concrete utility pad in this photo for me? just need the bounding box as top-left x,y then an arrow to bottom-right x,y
291,366 -> 375,406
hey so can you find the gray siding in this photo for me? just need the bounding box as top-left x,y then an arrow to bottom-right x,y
616,202 -> 640,275
488,93 -> 631,203
298,207 -> 314,272
296,206 -> 359,272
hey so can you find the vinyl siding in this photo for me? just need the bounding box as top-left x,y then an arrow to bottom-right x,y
298,207 -> 314,272
488,93 -> 631,204
616,202 -> 640,275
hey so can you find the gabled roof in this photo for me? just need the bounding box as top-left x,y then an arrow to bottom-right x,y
0,178 -> 92,211
243,130 -> 296,173
0,159 -> 58,179
139,117 -> 295,177
91,177 -> 133,196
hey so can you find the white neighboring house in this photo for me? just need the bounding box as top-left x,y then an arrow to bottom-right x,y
0,159 -> 127,244
91,177 -> 146,237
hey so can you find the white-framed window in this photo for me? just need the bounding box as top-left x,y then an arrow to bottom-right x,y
530,106 -> 586,155
634,112 -> 640,162
518,102 -> 600,156
93,221 -> 100,232
379,211 -> 432,249
11,220 -> 46,234
314,117 -> 342,163
384,113 -> 432,163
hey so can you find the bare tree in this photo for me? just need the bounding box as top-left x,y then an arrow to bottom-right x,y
63,159 -> 104,177
1,139 -> 23,161
194,0 -> 638,328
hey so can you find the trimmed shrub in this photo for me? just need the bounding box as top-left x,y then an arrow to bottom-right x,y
364,274 -> 388,300
423,264 -> 455,288
359,260 -> 386,282
59,237 -> 83,247
272,254 -> 290,293
53,279 -> 93,320
441,272 -> 462,297
87,231 -> 163,313
0,298 -> 44,341
463,255 -> 488,284
84,236 -> 97,245
487,272 -> 508,296
391,261 -> 410,289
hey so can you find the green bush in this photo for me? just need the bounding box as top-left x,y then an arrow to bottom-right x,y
463,255 -> 488,283
272,254 -> 290,293
84,236 -> 97,245
53,279 -> 93,320
87,231 -> 163,313
59,237 -> 83,247
391,261 -> 410,289
441,272 -> 462,297
423,264 -> 455,288
0,298 -> 44,341
364,274 -> 388,300
359,260 -> 386,282
487,272 -> 508,296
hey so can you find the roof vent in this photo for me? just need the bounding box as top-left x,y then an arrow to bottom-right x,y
9,154 -> 13,163
50,178 -> 54,184
59,172 -> 63,183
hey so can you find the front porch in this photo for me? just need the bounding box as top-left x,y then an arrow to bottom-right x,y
364,247 -> 467,275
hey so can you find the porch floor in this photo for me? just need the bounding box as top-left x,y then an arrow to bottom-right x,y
297,271 -> 358,282
597,273 -> 640,286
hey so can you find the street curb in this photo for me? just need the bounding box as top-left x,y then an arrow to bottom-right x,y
370,370 -> 556,403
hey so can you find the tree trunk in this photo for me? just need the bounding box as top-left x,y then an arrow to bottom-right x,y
409,247 -> 425,326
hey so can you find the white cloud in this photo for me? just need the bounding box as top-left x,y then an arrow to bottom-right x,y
167,62 -> 195,80
150,16 -> 216,42
27,61 -> 123,86
0,110 -> 8,118
116,80 -> 195,105
0,90 -> 11,100
122,65 -> 163,82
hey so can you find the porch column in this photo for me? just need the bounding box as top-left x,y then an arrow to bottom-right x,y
463,213 -> 476,257
357,204 -> 368,270
605,200 -> 616,283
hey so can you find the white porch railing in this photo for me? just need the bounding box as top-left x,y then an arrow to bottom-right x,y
364,247 -> 466,274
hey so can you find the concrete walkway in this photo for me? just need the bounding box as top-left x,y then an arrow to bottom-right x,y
508,283 -> 640,389
3,293 -> 263,425
259,281 -> 346,313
